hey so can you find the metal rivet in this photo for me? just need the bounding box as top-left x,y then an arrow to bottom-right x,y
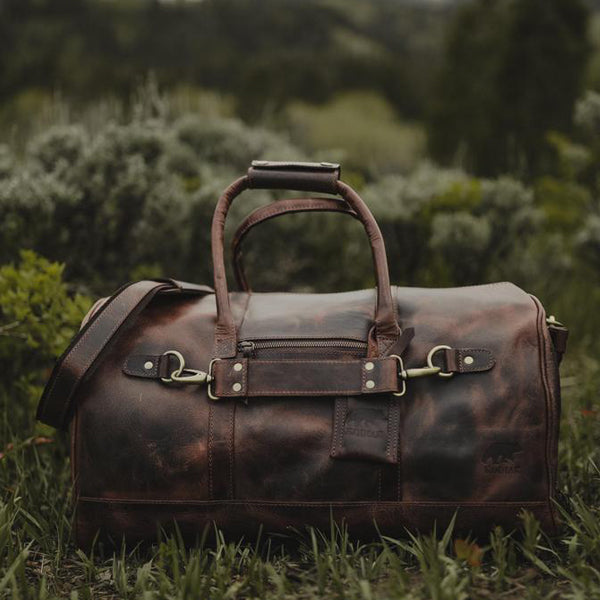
464,355 -> 474,366
365,361 -> 374,371
233,362 -> 243,372
144,361 -> 154,370
232,382 -> 242,392
366,380 -> 375,389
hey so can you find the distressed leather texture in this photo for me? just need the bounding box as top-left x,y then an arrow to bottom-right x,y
67,283 -> 562,547
37,163 -> 564,548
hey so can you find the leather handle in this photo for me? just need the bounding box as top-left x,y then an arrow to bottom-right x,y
211,165 -> 401,359
231,197 -> 358,292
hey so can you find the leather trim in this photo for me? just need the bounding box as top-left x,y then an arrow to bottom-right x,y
438,348 -> 495,373
212,357 -> 401,397
78,496 -> 554,508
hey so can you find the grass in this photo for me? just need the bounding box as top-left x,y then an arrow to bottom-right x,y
1,357 -> 599,599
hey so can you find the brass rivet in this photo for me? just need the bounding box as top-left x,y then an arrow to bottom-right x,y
144,361 -> 154,370
365,361 -> 374,371
233,362 -> 243,372
464,356 -> 474,365
232,382 -> 242,392
366,380 -> 375,389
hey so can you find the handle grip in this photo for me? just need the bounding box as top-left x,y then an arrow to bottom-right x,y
211,162 -> 401,358
247,161 -> 340,194
231,197 -> 358,292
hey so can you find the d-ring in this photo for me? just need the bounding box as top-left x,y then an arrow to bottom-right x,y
207,358 -> 221,400
160,350 -> 185,383
426,345 -> 454,378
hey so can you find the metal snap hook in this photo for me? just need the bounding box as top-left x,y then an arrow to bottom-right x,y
161,350 -> 211,385
160,350 -> 186,383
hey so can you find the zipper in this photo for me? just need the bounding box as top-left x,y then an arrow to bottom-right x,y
238,339 -> 367,358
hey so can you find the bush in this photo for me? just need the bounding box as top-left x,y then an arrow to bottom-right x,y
0,114 -> 298,293
0,251 -> 90,431
1,95 -> 600,355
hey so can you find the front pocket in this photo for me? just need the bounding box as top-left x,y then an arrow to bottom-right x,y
237,338 -> 367,359
237,338 -> 401,467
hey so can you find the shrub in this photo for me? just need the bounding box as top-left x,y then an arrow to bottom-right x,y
0,251 -> 90,430
0,114 -> 298,293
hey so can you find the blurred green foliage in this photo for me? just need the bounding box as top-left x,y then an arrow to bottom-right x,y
1,84 -> 600,357
0,251 -> 90,433
2,0 -> 599,184
0,0 -> 448,132
284,92 -> 425,175
428,0 -> 589,177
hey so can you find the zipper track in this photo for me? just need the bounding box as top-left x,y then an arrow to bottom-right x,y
239,339 -> 367,351
238,338 -> 368,358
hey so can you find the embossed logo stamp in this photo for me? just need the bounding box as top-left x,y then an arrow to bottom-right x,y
345,425 -> 386,439
482,441 -> 523,474
344,409 -> 387,439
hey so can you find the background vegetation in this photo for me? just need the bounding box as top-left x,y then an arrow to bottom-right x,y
1,0 -> 600,597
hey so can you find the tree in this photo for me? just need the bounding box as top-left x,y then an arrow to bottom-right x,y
428,0 -> 589,178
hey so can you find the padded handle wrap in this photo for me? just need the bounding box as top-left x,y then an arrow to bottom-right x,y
247,161 -> 340,194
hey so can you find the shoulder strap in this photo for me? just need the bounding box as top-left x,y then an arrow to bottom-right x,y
36,279 -> 213,429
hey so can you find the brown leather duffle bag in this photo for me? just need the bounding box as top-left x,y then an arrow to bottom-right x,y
37,161 -> 569,548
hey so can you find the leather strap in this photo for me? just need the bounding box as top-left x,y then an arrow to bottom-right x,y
211,165 -> 401,359
36,279 -> 213,429
548,323 -> 569,365
123,345 -> 496,382
231,198 -> 357,291
212,356 -> 402,398
435,348 -> 495,374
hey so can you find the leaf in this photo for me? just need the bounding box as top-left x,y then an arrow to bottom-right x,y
454,538 -> 483,567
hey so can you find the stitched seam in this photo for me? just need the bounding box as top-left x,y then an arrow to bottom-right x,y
76,497 -> 551,508
385,398 -> 392,459
226,291 -> 251,499
458,349 -> 494,372
331,398 -> 342,456
388,397 -> 400,462
397,454 -> 402,502
338,397 -> 347,454
393,286 -> 402,502
226,359 -> 384,365
208,404 -> 214,500
530,294 -> 556,529
123,355 -> 159,377
224,388 -> 393,396
361,360 -> 367,392
234,335 -> 367,342
228,402 -> 235,500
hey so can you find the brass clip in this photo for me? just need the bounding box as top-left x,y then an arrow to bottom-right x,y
402,366 -> 442,379
161,350 -> 212,386
170,369 -> 210,384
